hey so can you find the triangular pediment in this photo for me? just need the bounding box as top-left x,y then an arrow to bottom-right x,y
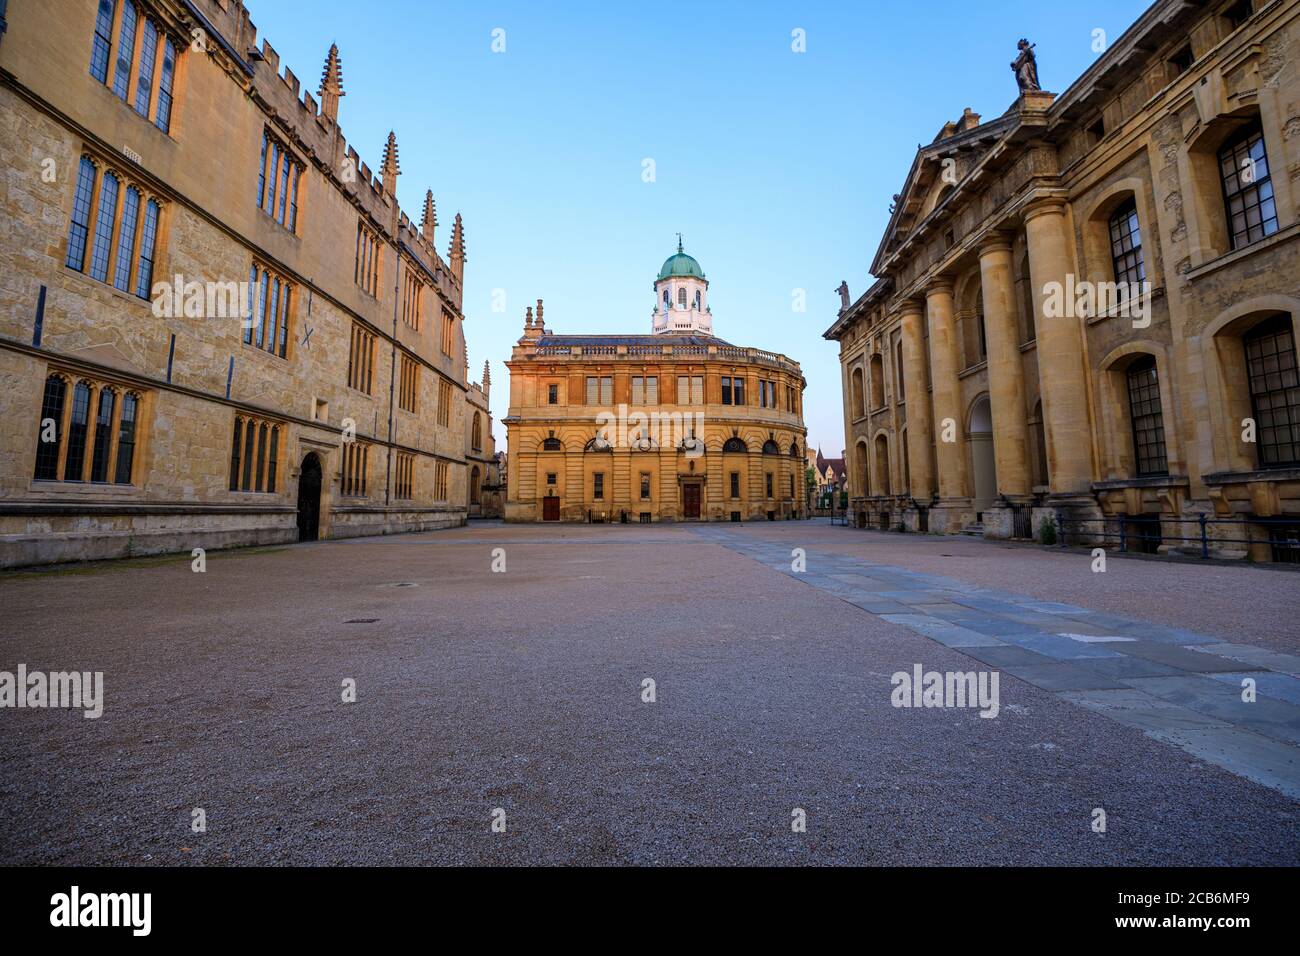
870,110 -> 1018,275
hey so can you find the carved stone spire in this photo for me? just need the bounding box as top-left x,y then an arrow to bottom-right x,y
449,213 -> 465,283
420,190 -> 437,244
318,44 -> 344,123
381,132 -> 399,197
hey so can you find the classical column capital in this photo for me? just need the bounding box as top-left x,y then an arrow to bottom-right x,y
977,230 -> 1014,256
925,277 -> 956,297
1022,196 -> 1069,225
897,297 -> 926,318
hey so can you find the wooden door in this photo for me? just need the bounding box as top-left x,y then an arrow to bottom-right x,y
683,483 -> 701,519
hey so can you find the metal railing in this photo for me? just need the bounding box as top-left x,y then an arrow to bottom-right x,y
1054,512 -> 1300,564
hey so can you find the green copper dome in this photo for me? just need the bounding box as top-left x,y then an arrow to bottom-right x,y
657,239 -> 705,280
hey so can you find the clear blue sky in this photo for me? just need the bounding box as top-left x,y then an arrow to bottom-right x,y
247,0 -> 1152,452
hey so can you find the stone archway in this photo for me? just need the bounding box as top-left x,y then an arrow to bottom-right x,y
297,452 -> 322,542
967,396 -> 996,518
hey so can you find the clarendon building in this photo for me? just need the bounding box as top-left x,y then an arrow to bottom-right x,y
825,0 -> 1300,561
504,245 -> 808,522
0,0 -> 485,567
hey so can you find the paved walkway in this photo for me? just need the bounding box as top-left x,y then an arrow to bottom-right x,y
695,525 -> 1300,800
1,520 -> 1296,865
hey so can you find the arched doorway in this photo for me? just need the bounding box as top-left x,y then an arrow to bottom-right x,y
968,396 -> 996,518
297,452 -> 322,541
470,466 -> 481,505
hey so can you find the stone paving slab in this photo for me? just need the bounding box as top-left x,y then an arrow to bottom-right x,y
999,662 -> 1132,692
1060,689 -> 1234,735
1141,726 -> 1300,800
1119,641 -> 1268,672
696,530 -> 1300,801
1121,676 -> 1300,746
1075,656 -> 1190,679
1193,644 -> 1300,678
996,632 -> 1125,661
1208,671 -> 1300,707
961,645 -> 1056,668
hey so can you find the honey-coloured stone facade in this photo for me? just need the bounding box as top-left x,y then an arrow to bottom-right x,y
0,0 -> 479,567
826,0 -> 1300,561
505,284 -> 808,524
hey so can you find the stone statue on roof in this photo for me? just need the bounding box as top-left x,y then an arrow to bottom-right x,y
1012,39 -> 1040,92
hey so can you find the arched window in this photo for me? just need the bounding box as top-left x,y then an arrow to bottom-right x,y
873,434 -> 891,496
855,441 -> 870,496
869,354 -> 885,408
662,290 -> 670,309
65,381 -> 92,481
1126,356 -> 1168,476
471,411 -> 482,451
693,290 -> 701,310
677,287 -> 687,309
542,436 -> 562,451
1109,200 -> 1146,286
33,374 -> 68,480
88,387 -> 116,482
789,442 -> 800,458
851,367 -> 865,417
1243,315 -> 1299,467
723,436 -> 748,453
762,439 -> 780,455
1029,400 -> 1048,489
1219,124 -> 1278,249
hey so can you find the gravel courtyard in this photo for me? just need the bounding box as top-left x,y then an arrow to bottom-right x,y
1,519 -> 1297,866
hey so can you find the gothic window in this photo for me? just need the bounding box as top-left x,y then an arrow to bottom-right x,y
35,374 -> 142,484
341,440 -> 370,497
33,375 -> 68,481
65,158 -> 161,301
229,415 -> 283,493
89,3 -> 179,132
90,0 -> 114,83
348,324 -> 376,393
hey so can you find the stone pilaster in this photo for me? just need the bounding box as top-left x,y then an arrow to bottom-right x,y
1024,199 -> 1096,495
978,235 -> 1031,498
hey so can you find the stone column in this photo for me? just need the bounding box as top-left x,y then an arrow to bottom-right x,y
1024,199 -> 1095,494
899,302 -> 934,502
979,235 -> 1031,498
924,280 -> 969,512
